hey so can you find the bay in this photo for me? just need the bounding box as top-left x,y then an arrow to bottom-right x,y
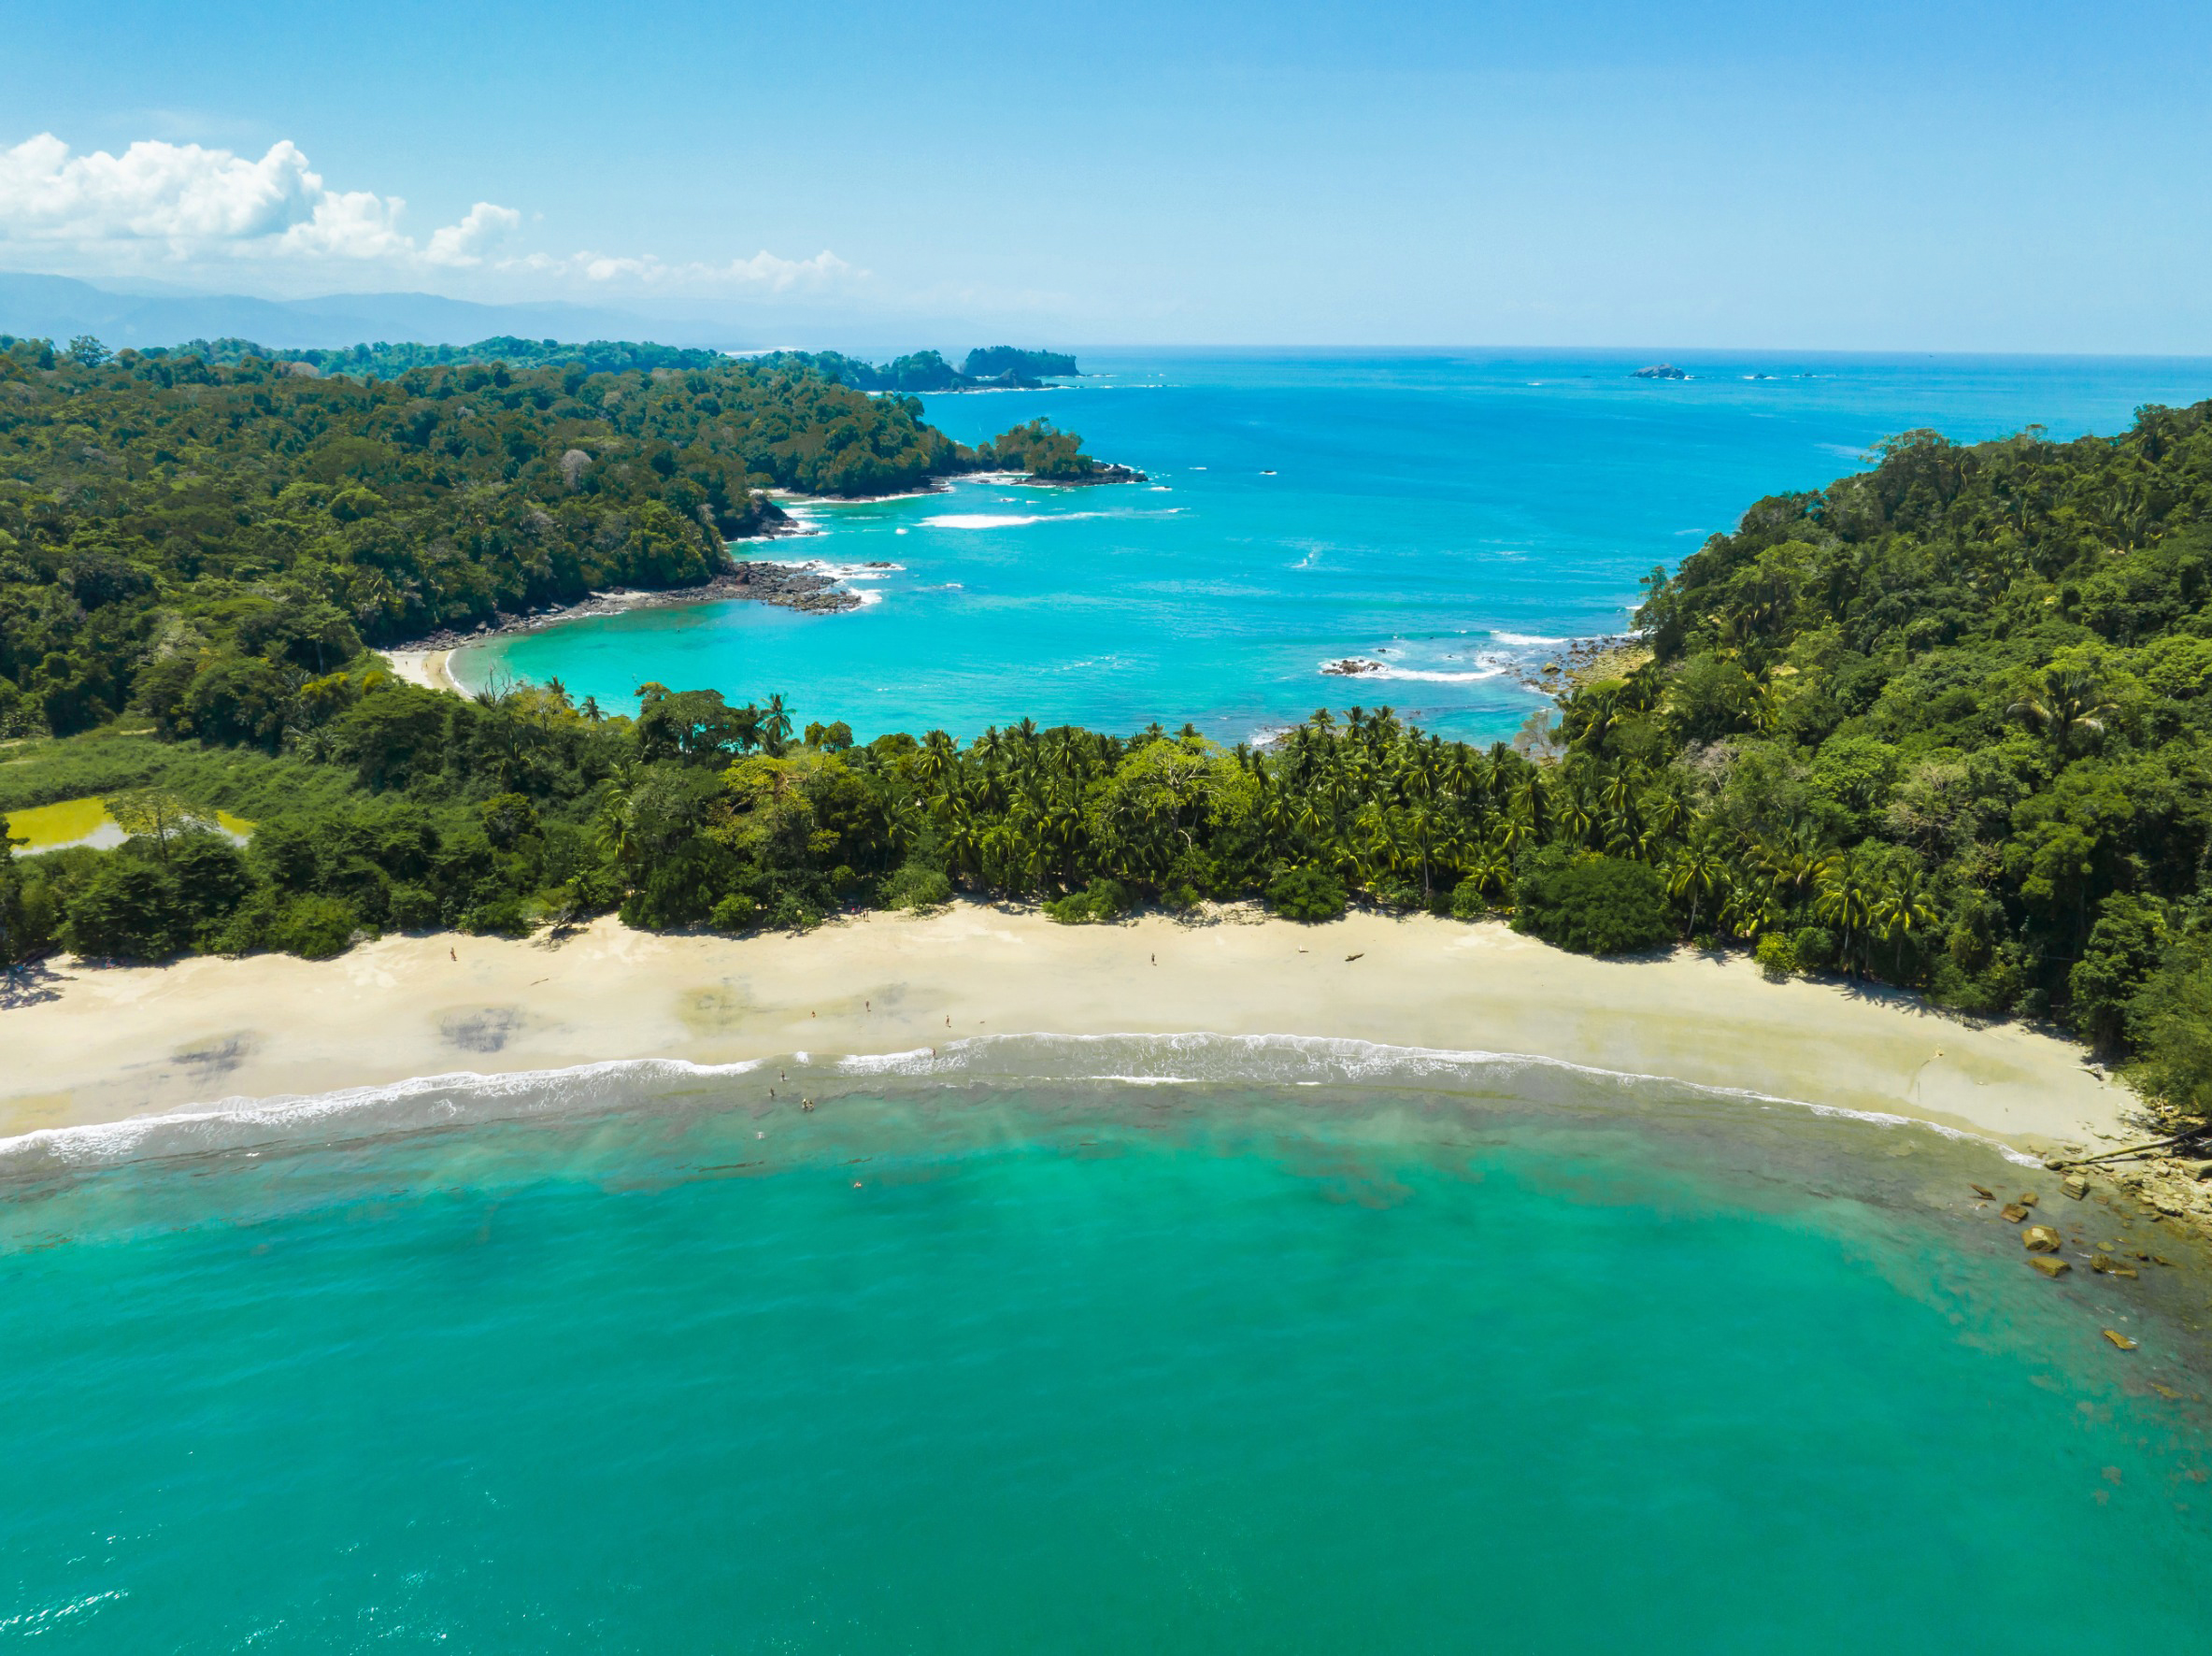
465,349 -> 2212,743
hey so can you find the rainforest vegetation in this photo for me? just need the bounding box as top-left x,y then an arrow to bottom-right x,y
2,349 -> 2210,1117
0,337 -> 1106,741
123,335 -> 740,378
758,348 -> 1079,393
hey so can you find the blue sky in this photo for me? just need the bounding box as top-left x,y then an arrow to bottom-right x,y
3,0 -> 2208,350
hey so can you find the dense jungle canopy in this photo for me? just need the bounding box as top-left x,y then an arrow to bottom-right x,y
2,339 -> 2208,1117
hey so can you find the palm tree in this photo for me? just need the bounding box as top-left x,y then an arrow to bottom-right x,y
1720,875 -> 1784,942
2007,665 -> 2117,756
1871,865 -> 1938,977
760,692 -> 794,755
592,762 -> 642,868
1666,839 -> 1729,935
1814,849 -> 1879,975
1513,773 -> 1551,844
1756,823 -> 1827,906
1463,838 -> 1514,905
915,730 -> 957,790
1557,792 -> 1595,849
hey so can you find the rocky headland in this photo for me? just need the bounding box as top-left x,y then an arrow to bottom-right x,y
386,555 -> 877,651
1024,462 -> 1149,487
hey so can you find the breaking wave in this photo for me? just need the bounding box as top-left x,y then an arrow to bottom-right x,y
0,1034 -> 2038,1179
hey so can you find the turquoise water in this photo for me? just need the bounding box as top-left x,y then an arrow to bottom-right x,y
6,1047 -> 2211,1649
466,350 -> 2212,743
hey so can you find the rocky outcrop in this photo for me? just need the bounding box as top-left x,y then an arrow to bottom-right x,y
1025,462 -> 1149,487
382,555 -> 875,650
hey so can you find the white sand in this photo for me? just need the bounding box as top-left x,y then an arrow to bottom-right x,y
376,649 -> 461,695
0,905 -> 2132,1153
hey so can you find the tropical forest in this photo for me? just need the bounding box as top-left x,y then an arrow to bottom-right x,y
2,336 -> 2209,1121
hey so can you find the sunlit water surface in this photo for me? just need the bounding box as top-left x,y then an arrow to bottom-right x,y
5,1044 -> 2210,1650
464,349 -> 2212,742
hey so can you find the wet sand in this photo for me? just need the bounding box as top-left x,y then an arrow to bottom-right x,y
0,905 -> 2132,1154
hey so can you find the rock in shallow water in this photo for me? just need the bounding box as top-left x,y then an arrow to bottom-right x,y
2021,1224 -> 2063,1252
2029,1256 -> 2072,1278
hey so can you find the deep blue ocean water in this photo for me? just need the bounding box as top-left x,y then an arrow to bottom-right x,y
465,350 -> 2212,742
4,1051 -> 2210,1650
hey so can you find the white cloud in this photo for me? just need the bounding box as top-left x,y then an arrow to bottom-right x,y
0,133 -> 849,294
514,247 -> 858,292
0,134 -> 322,242
425,201 -> 522,267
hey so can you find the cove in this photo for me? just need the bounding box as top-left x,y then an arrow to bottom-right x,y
463,349 -> 2212,744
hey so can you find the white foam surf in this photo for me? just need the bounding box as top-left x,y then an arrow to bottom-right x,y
1317,658 -> 1508,684
0,1033 -> 2040,1176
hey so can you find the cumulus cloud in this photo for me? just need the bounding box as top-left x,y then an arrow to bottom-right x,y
0,133 -> 852,293
424,201 -> 523,267
0,133 -> 321,241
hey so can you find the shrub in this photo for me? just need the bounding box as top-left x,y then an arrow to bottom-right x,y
1511,852 -> 1672,956
709,893 -> 760,932
270,894 -> 361,959
880,864 -> 953,913
1266,864 -> 1347,922
766,892 -> 822,931
386,883 -> 442,931
2126,954 -> 2212,1118
1754,932 -> 1798,980
462,894 -> 532,937
1791,925 -> 1837,973
1449,876 -> 1499,921
1045,878 -> 1130,924
62,858 -> 190,961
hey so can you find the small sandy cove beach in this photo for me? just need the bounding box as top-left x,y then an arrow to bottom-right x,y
0,904 -> 2132,1153
377,649 -> 461,694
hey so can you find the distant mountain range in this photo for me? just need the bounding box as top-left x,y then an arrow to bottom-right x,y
0,273 -> 723,352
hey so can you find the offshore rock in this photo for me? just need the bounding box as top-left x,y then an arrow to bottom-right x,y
2029,1256 -> 2072,1278
2021,1225 -> 2062,1253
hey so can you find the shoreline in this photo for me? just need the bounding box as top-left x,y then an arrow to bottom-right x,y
0,904 -> 2137,1158
378,648 -> 462,695
379,548 -> 859,657
371,465 -> 1154,690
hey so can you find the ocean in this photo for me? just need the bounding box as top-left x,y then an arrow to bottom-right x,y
463,349 -> 2212,743
16,351 -> 2212,1646
4,1045 -> 2209,1649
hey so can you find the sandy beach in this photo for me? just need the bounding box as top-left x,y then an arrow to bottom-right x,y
0,904 -> 2132,1153
377,648 -> 462,695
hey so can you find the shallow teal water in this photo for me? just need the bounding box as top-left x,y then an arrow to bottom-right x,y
5,1058 -> 2209,1650
466,350 -> 2212,743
